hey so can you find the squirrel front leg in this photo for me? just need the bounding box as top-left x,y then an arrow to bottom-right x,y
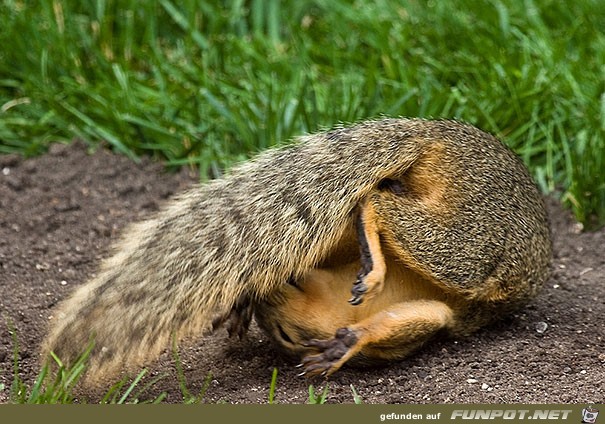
298,300 -> 454,377
349,201 -> 387,305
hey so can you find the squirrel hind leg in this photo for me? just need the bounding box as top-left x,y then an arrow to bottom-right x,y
349,201 -> 387,306
298,300 -> 455,377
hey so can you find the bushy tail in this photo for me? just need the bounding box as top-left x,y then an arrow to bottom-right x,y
41,118 -> 434,385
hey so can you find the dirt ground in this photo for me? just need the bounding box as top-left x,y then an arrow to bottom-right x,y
0,142 -> 603,404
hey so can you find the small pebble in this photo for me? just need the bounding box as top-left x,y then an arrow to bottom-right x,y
2,167 -> 9,176
481,383 -> 490,390
467,378 -> 478,384
535,321 -> 548,334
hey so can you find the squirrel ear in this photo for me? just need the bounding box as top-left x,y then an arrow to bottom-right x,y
377,178 -> 404,195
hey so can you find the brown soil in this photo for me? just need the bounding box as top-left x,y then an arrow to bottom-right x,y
0,142 -> 603,404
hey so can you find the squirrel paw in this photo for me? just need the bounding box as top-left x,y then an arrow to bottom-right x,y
211,296 -> 253,339
349,270 -> 384,306
349,274 -> 368,305
297,328 -> 359,377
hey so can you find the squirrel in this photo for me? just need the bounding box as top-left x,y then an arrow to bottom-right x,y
41,118 -> 552,384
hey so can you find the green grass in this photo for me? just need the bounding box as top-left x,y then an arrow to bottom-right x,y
1,0 -> 604,227
307,384 -> 330,404
7,328 -> 167,404
6,329 -> 361,404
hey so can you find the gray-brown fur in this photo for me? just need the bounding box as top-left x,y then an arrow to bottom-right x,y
364,121 -> 552,335
41,118 -> 551,384
372,121 -> 552,316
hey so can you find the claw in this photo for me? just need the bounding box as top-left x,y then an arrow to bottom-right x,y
350,277 -> 368,305
348,295 -> 363,305
352,280 -> 368,293
296,328 -> 359,378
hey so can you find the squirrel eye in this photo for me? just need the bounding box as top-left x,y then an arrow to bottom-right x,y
377,178 -> 404,195
278,325 -> 294,344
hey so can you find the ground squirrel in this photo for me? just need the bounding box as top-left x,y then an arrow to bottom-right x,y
41,118 -> 552,384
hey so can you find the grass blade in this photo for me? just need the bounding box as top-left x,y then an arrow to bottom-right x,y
268,368 -> 278,404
